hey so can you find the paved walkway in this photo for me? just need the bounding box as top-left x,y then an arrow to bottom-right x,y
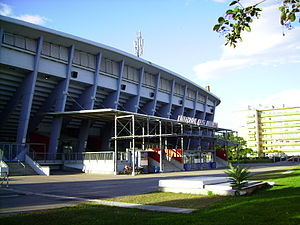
0,161 -> 299,216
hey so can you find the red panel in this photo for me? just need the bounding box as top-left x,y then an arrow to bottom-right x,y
147,148 -> 183,163
28,132 -> 49,153
216,150 -> 228,161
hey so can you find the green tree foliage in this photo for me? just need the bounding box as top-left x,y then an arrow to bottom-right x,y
225,163 -> 252,190
213,0 -> 300,47
216,133 -> 254,160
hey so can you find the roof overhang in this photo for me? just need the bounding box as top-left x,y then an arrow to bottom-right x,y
48,108 -> 232,132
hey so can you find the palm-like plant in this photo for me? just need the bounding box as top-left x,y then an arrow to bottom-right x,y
225,163 -> 252,190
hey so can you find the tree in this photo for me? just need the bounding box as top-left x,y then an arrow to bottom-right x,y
213,0 -> 300,47
216,133 -> 254,160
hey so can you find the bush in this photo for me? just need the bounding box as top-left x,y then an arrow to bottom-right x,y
225,163 -> 252,190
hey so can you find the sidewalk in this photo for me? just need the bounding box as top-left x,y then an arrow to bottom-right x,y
1,161 -> 299,216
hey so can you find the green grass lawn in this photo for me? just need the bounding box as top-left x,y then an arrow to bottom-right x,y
107,192 -> 226,209
1,166 -> 300,225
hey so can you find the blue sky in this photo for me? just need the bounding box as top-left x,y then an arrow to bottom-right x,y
1,0 -> 299,129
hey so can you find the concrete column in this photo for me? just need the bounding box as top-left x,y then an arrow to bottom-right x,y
171,84 -> 187,119
159,120 -> 163,172
132,115 -> 136,176
48,45 -> 74,158
143,73 -> 160,115
125,67 -> 144,112
160,79 -> 175,118
114,115 -> 118,175
78,53 -> 102,153
104,60 -> 124,109
16,36 -> 43,144
192,90 -> 198,118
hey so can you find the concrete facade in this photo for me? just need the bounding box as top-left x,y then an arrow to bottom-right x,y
0,16 -> 224,165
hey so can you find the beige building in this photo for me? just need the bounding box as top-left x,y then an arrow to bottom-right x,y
234,106 -> 300,156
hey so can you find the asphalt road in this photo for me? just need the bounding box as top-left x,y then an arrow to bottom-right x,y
1,161 -> 298,216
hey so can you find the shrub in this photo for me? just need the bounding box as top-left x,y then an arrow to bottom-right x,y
225,163 -> 252,190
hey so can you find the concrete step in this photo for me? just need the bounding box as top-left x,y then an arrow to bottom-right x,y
163,159 -> 182,172
7,162 -> 38,176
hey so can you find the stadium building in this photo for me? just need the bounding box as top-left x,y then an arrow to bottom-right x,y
0,16 -> 233,175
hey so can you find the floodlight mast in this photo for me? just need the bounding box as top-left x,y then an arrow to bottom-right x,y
134,31 -> 144,57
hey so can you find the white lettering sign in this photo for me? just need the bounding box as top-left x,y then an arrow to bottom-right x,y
177,115 -> 218,128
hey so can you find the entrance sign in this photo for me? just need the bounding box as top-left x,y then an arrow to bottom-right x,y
177,115 -> 218,128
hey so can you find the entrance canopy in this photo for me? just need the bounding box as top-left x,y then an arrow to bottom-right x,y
49,109 -> 235,175
48,108 -> 232,132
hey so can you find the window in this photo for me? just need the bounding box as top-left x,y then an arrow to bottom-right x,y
15,35 -> 25,48
197,93 -> 206,103
100,58 -> 119,76
3,33 -> 37,53
187,88 -> 195,100
159,77 -> 171,92
174,83 -> 184,96
123,65 -> 139,82
143,72 -> 156,87
73,50 -> 96,69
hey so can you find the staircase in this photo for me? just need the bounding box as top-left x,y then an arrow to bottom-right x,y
7,162 -> 37,176
162,159 -> 183,172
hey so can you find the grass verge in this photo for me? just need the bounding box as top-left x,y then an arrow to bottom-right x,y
106,192 -> 226,209
1,166 -> 300,225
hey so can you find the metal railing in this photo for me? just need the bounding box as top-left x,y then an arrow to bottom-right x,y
29,151 -> 128,162
83,152 -> 114,161
0,142 -> 47,162
1,171 -> 9,187
28,152 -> 64,162
0,160 -> 9,187
0,142 -> 28,162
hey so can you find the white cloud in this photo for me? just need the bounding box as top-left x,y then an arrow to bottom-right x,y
237,89 -> 300,109
0,2 -> 49,25
193,58 -> 251,80
0,3 -> 11,16
194,4 -> 300,80
15,14 -> 48,25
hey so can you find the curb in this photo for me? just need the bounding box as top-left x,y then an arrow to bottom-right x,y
2,188 -> 197,214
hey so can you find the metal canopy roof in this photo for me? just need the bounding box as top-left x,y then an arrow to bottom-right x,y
48,108 -> 232,132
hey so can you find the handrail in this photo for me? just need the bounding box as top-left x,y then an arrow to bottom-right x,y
18,160 -> 26,168
1,160 -> 9,187
1,171 -> 9,187
18,160 -> 26,176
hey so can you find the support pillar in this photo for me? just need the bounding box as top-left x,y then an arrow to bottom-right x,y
172,84 -> 187,119
132,115 -> 136,176
181,123 -> 184,158
142,125 -> 145,150
78,53 -> 102,153
114,115 -> 118,175
48,45 -> 74,158
202,96 -> 208,120
125,67 -> 144,112
143,73 -> 160,115
16,36 -> 43,144
192,90 -> 198,118
159,120 -> 163,172
160,79 -> 175,118
104,60 -> 124,109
